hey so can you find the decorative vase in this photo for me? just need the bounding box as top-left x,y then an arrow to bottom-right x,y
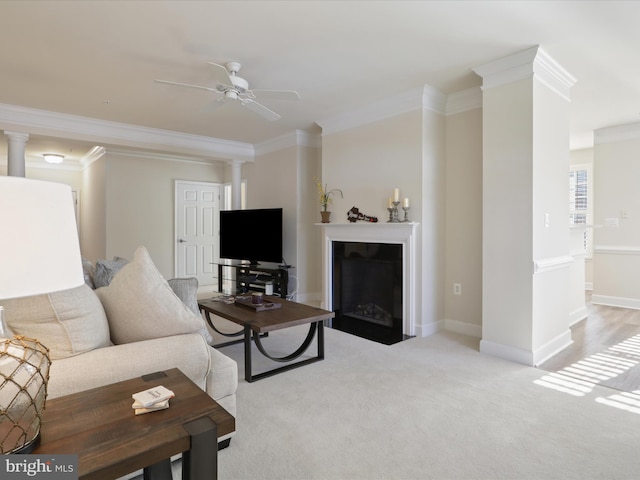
320,211 -> 331,223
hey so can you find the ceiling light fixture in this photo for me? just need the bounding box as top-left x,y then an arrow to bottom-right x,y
42,154 -> 64,164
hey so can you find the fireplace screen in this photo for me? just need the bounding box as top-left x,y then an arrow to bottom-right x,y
341,258 -> 394,327
332,242 -> 403,344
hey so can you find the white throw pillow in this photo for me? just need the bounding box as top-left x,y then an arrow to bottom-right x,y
95,246 -> 204,344
1,284 -> 111,360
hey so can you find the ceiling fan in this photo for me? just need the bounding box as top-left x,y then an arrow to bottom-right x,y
155,61 -> 300,121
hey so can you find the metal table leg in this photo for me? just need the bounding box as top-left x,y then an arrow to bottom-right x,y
182,416 -> 218,480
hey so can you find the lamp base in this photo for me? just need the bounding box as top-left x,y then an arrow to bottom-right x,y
10,433 -> 41,454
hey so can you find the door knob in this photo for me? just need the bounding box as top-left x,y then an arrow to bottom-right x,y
178,239 -> 187,243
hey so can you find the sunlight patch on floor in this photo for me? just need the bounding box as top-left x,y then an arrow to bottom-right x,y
534,335 -> 640,402
596,391 -> 640,414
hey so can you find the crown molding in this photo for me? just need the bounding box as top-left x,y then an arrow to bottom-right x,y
473,45 -> 576,101
445,87 -> 482,115
80,146 -> 106,168
0,103 -> 254,160
105,147 -> 228,166
317,85 -> 447,136
594,121 -> 640,145
254,130 -> 321,156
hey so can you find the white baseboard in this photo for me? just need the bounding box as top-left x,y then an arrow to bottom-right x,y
480,339 -> 533,366
533,330 -> 573,366
444,319 -> 482,338
415,320 -> 444,337
591,295 -> 640,310
569,306 -> 588,326
479,329 -> 572,367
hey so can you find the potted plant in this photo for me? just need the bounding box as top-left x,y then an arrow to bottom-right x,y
315,178 -> 343,223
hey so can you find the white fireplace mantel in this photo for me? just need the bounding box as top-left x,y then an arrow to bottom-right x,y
318,222 -> 419,337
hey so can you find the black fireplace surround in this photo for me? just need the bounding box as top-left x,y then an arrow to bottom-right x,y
331,241 -> 404,345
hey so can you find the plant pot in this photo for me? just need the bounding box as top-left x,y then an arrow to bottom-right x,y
320,211 -> 331,223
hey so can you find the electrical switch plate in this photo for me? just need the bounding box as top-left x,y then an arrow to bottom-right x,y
544,213 -> 550,228
453,283 -> 462,295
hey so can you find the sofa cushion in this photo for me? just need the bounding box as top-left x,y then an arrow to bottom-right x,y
82,258 -> 96,289
93,256 -> 129,288
47,333 -> 212,399
95,246 -> 204,344
168,277 -> 213,344
1,284 -> 111,360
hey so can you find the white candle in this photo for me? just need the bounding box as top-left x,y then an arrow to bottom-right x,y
388,197 -> 393,208
403,197 -> 410,208
393,188 -> 400,202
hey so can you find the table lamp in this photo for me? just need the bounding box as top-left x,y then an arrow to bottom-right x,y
0,176 -> 84,454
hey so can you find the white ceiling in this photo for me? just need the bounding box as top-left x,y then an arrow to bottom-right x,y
1,1 -> 640,166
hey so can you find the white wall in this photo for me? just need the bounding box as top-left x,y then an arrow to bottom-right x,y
103,152 -> 226,279
444,107 -> 483,336
243,144 -> 322,301
322,110 -> 424,224
592,127 -> 640,309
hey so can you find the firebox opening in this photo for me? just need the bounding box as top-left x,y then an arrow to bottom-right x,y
331,241 -> 405,345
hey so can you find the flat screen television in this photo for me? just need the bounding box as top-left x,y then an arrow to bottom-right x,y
219,208 -> 283,265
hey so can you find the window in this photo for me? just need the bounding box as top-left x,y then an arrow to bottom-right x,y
569,164 -> 592,255
569,168 -> 588,225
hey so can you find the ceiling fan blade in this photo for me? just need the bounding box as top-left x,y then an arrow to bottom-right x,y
251,89 -> 300,101
242,99 -> 281,121
155,79 -> 220,94
207,62 -> 234,85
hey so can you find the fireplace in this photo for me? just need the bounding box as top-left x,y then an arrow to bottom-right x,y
320,222 -> 418,344
332,242 -> 403,344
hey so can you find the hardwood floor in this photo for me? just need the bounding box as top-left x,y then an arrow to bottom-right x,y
538,293 -> 640,393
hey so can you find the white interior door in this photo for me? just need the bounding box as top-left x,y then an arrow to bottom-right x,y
175,181 -> 220,287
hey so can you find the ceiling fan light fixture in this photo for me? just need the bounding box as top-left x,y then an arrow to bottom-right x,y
43,154 -> 64,164
225,90 -> 239,100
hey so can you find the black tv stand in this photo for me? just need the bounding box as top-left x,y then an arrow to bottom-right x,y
217,263 -> 290,298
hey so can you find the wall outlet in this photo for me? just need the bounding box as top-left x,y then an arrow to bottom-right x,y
453,282 -> 462,296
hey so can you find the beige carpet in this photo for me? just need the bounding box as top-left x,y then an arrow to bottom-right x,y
136,326 -> 640,479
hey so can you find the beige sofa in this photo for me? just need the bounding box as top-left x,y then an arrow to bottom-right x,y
1,246 -> 237,443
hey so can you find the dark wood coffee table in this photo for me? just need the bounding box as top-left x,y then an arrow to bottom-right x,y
199,295 -> 335,382
33,368 -> 235,480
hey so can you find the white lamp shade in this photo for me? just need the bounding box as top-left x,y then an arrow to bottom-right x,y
0,177 -> 83,299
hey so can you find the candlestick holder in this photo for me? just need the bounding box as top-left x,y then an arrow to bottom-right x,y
402,206 -> 410,222
387,202 -> 401,223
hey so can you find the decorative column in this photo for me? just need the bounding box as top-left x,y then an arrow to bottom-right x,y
4,131 -> 29,177
230,159 -> 243,210
473,46 -> 577,366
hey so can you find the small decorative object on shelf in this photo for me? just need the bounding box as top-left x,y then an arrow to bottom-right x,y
315,178 -> 343,223
402,197 -> 411,222
347,206 -> 378,223
387,201 -> 401,223
387,189 -> 410,223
